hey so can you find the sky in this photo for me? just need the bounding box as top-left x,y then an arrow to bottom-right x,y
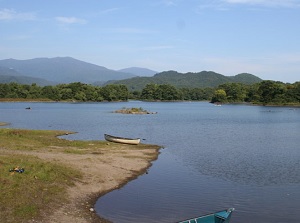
0,0 -> 300,83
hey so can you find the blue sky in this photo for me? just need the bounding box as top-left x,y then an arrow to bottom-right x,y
0,0 -> 299,83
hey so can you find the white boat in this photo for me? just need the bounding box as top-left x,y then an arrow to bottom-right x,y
104,134 -> 140,145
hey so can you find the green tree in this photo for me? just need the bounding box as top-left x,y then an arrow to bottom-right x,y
245,84 -> 260,102
101,84 -> 128,101
59,86 -> 73,100
218,83 -> 246,102
27,83 -> 42,99
211,89 -> 227,103
41,86 -> 60,100
141,83 -> 158,100
157,84 -> 180,100
0,84 -> 10,98
257,81 -> 285,104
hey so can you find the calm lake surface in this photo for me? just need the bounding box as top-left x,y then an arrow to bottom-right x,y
1,101 -> 299,223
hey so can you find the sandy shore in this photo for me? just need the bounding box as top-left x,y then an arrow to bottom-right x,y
0,142 -> 160,223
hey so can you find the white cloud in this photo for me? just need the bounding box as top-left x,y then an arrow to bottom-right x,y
55,16 -> 86,25
0,8 -> 36,21
140,45 -> 174,51
105,27 -> 156,34
196,0 -> 300,11
161,0 -> 177,7
223,0 -> 300,8
100,8 -> 120,14
154,0 -> 182,7
195,2 -> 229,11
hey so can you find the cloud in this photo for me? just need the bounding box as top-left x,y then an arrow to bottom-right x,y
55,16 -> 86,25
0,8 -> 36,21
196,0 -> 300,11
162,0 -> 177,6
157,0 -> 180,7
140,45 -> 174,51
196,3 -> 228,11
222,0 -> 300,8
99,8 -> 120,14
105,27 -> 156,34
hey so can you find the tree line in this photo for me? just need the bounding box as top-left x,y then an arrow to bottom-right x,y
0,82 -> 128,101
211,81 -> 300,105
0,81 -> 299,105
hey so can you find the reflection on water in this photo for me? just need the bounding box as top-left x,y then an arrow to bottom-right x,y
1,102 -> 299,223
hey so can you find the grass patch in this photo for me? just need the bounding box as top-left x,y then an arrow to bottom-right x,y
0,154 -> 82,223
0,128 -> 107,152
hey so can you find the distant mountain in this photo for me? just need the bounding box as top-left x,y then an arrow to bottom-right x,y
0,66 -> 22,76
0,66 -> 55,86
0,57 -> 263,89
0,57 -> 136,84
106,70 -> 262,91
117,67 -> 158,76
0,75 -> 56,86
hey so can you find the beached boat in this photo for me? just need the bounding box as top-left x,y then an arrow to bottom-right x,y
178,208 -> 234,223
104,134 -> 141,145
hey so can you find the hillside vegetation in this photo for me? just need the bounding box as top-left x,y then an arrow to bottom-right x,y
106,71 -> 262,91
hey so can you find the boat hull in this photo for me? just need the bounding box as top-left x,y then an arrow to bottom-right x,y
104,134 -> 140,145
178,208 -> 234,223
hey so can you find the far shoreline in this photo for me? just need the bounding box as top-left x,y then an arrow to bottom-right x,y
0,98 -> 299,107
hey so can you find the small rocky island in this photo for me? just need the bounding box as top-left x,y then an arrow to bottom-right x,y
114,107 -> 157,114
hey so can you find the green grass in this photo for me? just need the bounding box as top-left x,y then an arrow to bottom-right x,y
0,128 -> 107,151
0,155 -> 82,223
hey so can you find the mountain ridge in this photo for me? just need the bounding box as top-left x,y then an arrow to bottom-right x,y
0,57 -> 136,84
117,67 -> 158,76
106,70 -> 262,91
0,57 -> 262,89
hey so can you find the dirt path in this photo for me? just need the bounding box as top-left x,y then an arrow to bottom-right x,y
1,145 -> 160,223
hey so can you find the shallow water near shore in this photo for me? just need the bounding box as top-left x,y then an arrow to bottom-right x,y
1,101 -> 299,223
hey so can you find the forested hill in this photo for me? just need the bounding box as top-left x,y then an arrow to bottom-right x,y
105,71 -> 262,91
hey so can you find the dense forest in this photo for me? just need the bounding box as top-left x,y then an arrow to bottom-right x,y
0,81 -> 299,106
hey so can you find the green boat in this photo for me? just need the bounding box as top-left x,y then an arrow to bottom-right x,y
178,208 -> 234,223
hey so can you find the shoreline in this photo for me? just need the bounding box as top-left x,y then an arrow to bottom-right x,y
0,129 -> 161,223
1,98 -> 299,107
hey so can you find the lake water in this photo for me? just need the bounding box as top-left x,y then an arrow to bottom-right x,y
0,101 -> 299,223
